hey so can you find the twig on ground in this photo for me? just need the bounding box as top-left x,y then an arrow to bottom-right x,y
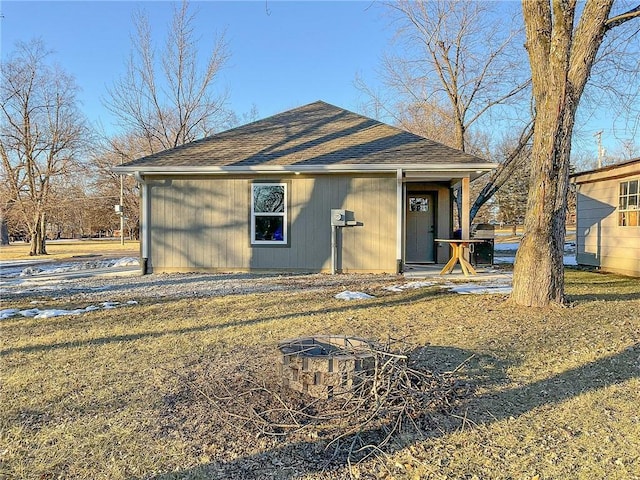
167,339 -> 472,476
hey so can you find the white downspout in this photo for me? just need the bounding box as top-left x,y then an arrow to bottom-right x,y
396,168 -> 404,273
134,172 -> 150,274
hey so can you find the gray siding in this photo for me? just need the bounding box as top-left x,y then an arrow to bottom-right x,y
576,178 -> 640,277
146,174 -> 398,273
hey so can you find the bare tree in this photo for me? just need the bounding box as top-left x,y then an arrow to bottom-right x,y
511,2 -> 640,307
495,161 -> 530,234
470,123 -> 533,221
105,0 -> 231,154
358,0 -> 532,221
0,180 -> 14,244
91,133 -> 144,239
0,39 -> 88,255
387,0 -> 529,151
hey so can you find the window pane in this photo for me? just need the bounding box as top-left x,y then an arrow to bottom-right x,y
254,216 -> 284,241
620,182 -> 629,196
629,180 -> 639,195
619,197 -> 628,209
629,194 -> 638,209
409,197 -> 429,212
629,211 -> 639,226
619,212 -> 626,226
254,185 -> 284,213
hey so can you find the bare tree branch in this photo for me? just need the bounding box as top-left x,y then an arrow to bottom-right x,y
604,4 -> 640,30
0,39 -> 88,254
104,0 -> 230,155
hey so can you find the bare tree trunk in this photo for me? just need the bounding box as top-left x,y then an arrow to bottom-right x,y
39,211 -> 47,254
511,1 -> 639,307
512,105 -> 573,306
29,212 -> 47,255
0,218 -> 8,245
29,216 -> 39,256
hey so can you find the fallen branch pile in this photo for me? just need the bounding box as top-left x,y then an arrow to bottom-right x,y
166,338 -> 474,474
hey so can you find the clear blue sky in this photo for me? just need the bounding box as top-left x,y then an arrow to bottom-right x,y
1,0 -> 637,162
1,0 -> 393,133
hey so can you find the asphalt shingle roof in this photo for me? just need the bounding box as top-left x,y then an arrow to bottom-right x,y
121,101 -> 488,169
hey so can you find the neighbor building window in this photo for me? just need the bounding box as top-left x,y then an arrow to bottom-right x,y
251,183 -> 287,244
619,179 -> 639,226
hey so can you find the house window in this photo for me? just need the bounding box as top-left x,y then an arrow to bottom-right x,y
619,179 -> 639,226
251,183 -> 287,244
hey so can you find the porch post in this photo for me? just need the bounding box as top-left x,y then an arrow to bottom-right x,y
461,176 -> 470,240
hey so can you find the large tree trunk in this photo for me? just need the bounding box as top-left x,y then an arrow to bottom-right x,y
512,2 -> 576,307
29,212 -> 47,256
509,0 -> 631,307
511,108 -> 573,306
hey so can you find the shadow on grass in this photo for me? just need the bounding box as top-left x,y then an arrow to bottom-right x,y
567,291 -> 640,302
0,288 -> 453,357
142,343 -> 639,480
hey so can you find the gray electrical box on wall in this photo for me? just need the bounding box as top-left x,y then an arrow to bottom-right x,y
331,209 -> 346,226
330,209 -> 362,274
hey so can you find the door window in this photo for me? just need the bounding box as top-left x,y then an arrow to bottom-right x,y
409,197 -> 429,212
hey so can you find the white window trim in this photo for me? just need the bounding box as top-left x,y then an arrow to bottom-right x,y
251,183 -> 287,245
618,178 -> 640,227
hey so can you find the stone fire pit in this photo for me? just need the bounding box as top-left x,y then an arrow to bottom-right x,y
277,335 -> 376,399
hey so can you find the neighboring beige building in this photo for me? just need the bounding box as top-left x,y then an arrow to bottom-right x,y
114,101 -> 495,274
571,158 -> 640,277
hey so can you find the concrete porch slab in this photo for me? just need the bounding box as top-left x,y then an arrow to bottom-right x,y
402,263 -> 513,282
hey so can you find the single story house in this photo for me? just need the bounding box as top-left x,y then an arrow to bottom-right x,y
571,157 -> 640,277
114,101 -> 495,274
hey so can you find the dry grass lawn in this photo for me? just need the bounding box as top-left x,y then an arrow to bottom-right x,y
0,240 -> 139,261
1,269 -> 639,479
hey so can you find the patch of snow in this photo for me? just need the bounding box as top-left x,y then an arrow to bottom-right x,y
1,300 -> 138,320
494,255 -> 576,266
0,308 -> 19,319
383,281 -> 435,292
19,266 -> 43,276
443,282 -> 513,295
482,268 -> 501,273
9,257 -> 140,279
34,308 -> 86,319
494,242 -> 520,252
494,256 -> 515,264
112,257 -> 140,268
494,240 -> 576,265
335,291 -> 375,300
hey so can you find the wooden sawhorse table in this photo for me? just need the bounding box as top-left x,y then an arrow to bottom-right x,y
436,239 -> 487,276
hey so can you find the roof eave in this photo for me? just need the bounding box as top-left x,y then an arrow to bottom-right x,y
112,163 -> 498,176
